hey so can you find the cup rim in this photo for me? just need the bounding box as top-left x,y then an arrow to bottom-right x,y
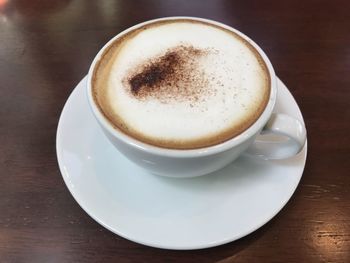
87,16 -> 277,158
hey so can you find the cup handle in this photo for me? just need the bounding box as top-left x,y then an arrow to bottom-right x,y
245,113 -> 307,159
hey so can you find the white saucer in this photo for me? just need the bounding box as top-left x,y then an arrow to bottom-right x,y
56,76 -> 307,250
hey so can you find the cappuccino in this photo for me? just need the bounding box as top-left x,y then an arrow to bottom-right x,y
92,19 -> 270,149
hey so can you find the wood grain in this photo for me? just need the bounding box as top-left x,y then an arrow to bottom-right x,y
0,0 -> 349,262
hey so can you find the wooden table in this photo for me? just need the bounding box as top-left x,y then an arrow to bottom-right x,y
1,0 -> 349,262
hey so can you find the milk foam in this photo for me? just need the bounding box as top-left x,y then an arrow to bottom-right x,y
94,20 -> 269,149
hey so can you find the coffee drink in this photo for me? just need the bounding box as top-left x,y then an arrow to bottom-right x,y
92,18 -> 270,149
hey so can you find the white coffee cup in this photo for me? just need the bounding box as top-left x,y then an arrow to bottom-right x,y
87,17 -> 306,178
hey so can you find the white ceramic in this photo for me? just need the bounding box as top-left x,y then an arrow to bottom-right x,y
56,76 -> 307,250
86,16 -> 307,178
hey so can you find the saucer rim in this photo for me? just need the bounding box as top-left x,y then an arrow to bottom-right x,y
56,76 -> 307,250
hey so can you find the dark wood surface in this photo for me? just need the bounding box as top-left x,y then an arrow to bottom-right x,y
1,0 -> 349,262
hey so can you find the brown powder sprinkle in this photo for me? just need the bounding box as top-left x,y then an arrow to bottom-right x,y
124,45 -> 217,104
129,51 -> 180,95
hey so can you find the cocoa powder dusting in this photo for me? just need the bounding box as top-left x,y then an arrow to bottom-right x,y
129,52 -> 179,95
125,45 -> 215,103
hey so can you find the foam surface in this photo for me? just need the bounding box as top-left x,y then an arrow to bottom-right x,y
93,20 -> 270,149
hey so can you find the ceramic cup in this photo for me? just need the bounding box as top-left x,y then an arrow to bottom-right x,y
87,17 -> 307,178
